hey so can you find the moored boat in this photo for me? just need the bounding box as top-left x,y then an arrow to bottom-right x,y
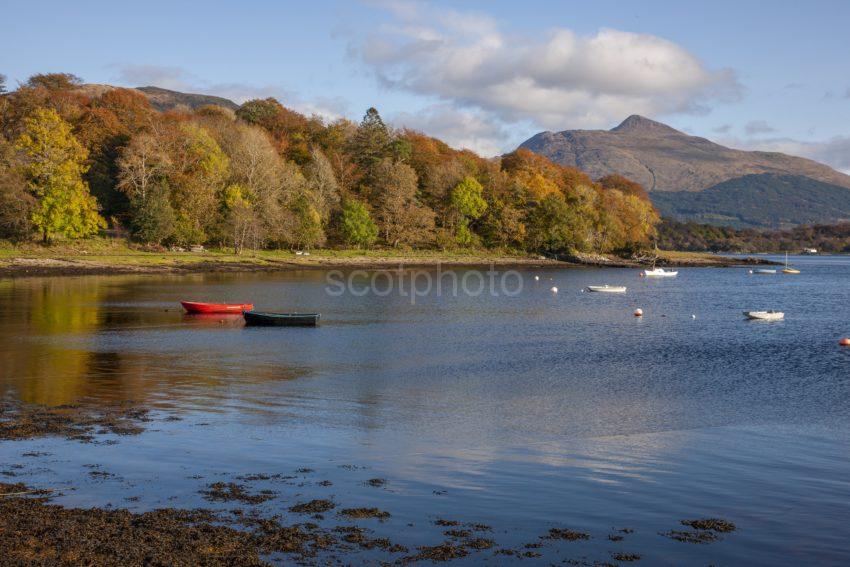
782,252 -> 800,274
752,269 -> 777,275
586,285 -> 627,293
642,267 -> 678,277
744,310 -> 784,321
181,301 -> 254,314
243,311 -> 320,327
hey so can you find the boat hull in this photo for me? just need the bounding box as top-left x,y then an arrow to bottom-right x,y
642,269 -> 678,277
744,311 -> 784,321
587,286 -> 627,293
243,311 -> 320,327
181,301 -> 253,314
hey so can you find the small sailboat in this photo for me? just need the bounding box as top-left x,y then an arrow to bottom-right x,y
782,252 -> 800,274
586,285 -> 627,293
642,267 -> 678,277
744,310 -> 785,321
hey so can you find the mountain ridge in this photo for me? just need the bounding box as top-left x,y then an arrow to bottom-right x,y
519,115 -> 850,193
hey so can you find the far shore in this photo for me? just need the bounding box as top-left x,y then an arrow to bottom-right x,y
0,240 -> 777,278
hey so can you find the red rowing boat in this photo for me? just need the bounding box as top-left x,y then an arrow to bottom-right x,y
181,301 -> 254,314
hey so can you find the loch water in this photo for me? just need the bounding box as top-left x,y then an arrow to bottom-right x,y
1,255 -> 849,565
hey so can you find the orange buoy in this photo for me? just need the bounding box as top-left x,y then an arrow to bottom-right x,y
840,338 -> 850,347
634,308 -> 644,317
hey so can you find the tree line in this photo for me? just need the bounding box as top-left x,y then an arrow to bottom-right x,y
658,219 -> 850,253
0,72 -> 659,254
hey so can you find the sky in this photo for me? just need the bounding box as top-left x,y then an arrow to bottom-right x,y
2,0 -> 849,170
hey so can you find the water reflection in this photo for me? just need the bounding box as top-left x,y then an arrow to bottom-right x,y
0,276 -> 313,408
2,262 -> 850,564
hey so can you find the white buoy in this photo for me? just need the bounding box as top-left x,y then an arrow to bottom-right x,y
534,275 -> 540,281
550,286 -> 558,293
634,308 -> 644,317
691,314 -> 696,319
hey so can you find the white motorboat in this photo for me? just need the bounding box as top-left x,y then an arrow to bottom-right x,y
752,269 -> 777,275
586,285 -> 627,293
744,310 -> 784,321
642,267 -> 678,277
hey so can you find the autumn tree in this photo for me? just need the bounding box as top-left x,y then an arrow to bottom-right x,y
450,176 -> 487,246
215,122 -> 289,247
166,122 -> 230,245
304,147 -> 340,224
0,139 -> 35,240
372,159 -> 435,247
117,132 -> 170,203
290,194 -> 325,250
236,98 -> 319,163
25,73 -> 82,91
76,105 -> 131,217
337,199 -> 377,248
2,73 -> 88,140
525,193 -> 592,254
221,184 -> 260,254
598,174 -> 651,202
15,108 -> 105,242
599,189 -> 659,253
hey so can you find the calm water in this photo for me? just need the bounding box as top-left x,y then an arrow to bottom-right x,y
1,256 -> 849,564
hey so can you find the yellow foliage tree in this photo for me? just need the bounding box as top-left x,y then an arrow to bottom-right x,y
15,108 -> 105,242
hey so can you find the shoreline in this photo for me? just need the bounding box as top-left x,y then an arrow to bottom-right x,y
0,400 -> 738,565
0,245 -> 777,279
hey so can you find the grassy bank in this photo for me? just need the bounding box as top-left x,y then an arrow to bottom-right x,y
0,238 -> 770,278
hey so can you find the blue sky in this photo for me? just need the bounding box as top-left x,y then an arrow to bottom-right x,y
2,0 -> 849,169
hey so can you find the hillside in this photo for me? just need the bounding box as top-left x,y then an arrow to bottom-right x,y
74,84 -> 238,111
520,115 -> 850,193
651,173 -> 850,228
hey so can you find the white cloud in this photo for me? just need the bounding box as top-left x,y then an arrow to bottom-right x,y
354,2 -> 741,131
389,104 -> 517,156
108,63 -> 348,122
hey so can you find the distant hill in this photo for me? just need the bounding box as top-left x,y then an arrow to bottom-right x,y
75,84 -> 238,112
519,115 -> 850,227
520,115 -> 850,192
135,86 -> 238,111
651,173 -> 850,229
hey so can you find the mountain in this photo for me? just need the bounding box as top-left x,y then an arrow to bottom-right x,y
519,115 -> 850,227
75,84 -> 238,111
521,115 -> 850,192
652,174 -> 850,229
